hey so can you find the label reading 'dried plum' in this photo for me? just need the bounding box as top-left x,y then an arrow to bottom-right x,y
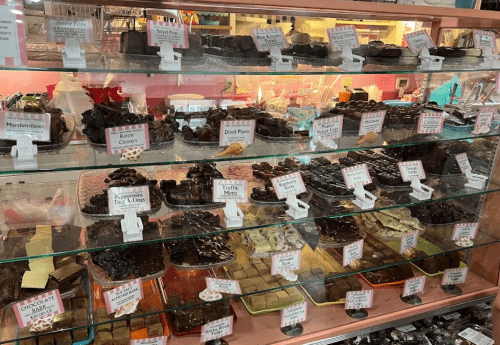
0,112 -> 51,142
313,116 -> 343,141
359,111 -> 386,136
342,164 -> 372,189
418,113 -> 444,134
200,316 -> 233,342
345,290 -> 373,310
271,250 -> 301,275
219,120 -> 255,146
404,30 -> 436,53
107,186 -> 151,216
103,278 -> 144,314
327,25 -> 360,52
13,290 -> 64,328
398,160 -> 426,182
105,124 -> 150,155
250,27 -> 289,52
442,267 -> 468,286
343,239 -> 364,267
147,21 -> 189,48
281,302 -> 307,328
402,276 -> 426,297
271,172 -> 306,200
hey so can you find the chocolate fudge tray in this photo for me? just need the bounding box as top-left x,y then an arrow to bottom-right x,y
155,163 -> 225,211
77,168 -> 163,220
158,265 -> 237,336
294,218 -> 366,249
385,237 -> 466,277
92,279 -> 170,341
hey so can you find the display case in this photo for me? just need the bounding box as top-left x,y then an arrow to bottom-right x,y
1,0 -> 500,345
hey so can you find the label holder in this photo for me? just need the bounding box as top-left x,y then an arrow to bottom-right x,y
158,42 -> 182,71
269,46 -> 292,72
480,46 -> 500,69
11,134 -> 38,169
353,183 -> 376,210
464,169 -> 488,190
61,38 -> 86,68
223,199 -> 244,228
409,176 -> 434,200
120,209 -> 144,242
417,47 -> 444,71
339,46 -> 365,72
285,193 -> 310,220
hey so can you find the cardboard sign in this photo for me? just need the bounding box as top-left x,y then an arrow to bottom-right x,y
103,278 -> 144,314
147,21 -> 189,48
281,302 -> 307,327
0,0 -> 28,67
343,239 -> 364,267
271,172 -> 307,200
327,26 -> 360,52
200,316 -> 233,342
455,153 -> 472,174
475,108 -> 496,129
458,328 -> 494,345
271,250 -> 301,275
0,112 -> 51,142
13,290 -> 64,328
359,111 -> 386,136
402,276 -> 426,297
404,30 -> 436,53
313,116 -> 343,141
45,17 -> 94,43
345,290 -> 373,310
442,267 -> 468,285
418,113 -> 444,134
107,186 -> 151,216
219,120 -> 256,146
205,278 -> 242,294
398,160 -> 426,182
452,223 -> 479,240
105,124 -> 150,155
250,27 -> 289,52
131,337 -> 168,345
400,230 -> 419,254
213,179 -> 248,203
342,164 -> 372,189
473,30 -> 497,52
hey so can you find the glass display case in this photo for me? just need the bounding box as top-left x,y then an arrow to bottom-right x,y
1,1 -> 500,345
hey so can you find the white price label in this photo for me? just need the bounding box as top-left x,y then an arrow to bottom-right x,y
313,116 -> 343,141
343,239 -> 364,267
442,267 -> 468,286
475,108 -> 496,129
213,179 -> 248,203
219,120 -> 255,146
359,111 -> 386,136
131,337 -> 168,345
400,230 -> 419,254
271,250 -> 301,275
250,27 -> 289,52
458,328 -> 494,345
45,17 -> 94,43
345,290 -> 373,310
396,325 -> 417,332
402,276 -> 426,297
327,26 -> 360,52
342,164 -> 372,189
205,278 -> 242,294
452,223 -> 479,240
281,302 -> 307,327
271,172 -> 307,200
13,290 -> 64,328
418,113 -> 444,134
442,312 -> 462,320
147,21 -> 189,48
105,124 -> 150,155
455,153 -> 472,174
473,30 -> 497,52
107,186 -> 151,216
0,112 -> 51,142
200,316 -> 233,342
398,160 -> 426,182
404,30 -> 436,53
103,278 -> 144,314
0,2 -> 28,67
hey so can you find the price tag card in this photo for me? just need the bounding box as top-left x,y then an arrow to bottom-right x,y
455,153 -> 472,173
200,316 -> 233,342
313,116 -> 343,141
131,337 -> 168,345
205,278 -> 242,294
147,21 -> 189,48
250,27 -> 289,52
271,172 -> 307,200
213,179 -> 248,203
396,325 -> 417,332
327,26 -> 360,52
418,113 -> 444,134
13,290 -> 64,328
402,276 -> 426,297
0,1 -> 28,67
400,230 -> 419,254
442,312 -> 462,320
398,160 -> 426,181
342,164 -> 372,189
452,223 -> 479,240
404,30 -> 436,53
103,278 -> 144,314
473,30 -> 497,52
345,290 -> 373,310
281,302 -> 307,327
107,186 -> 151,216
475,108 -> 496,129
0,112 -> 51,142
359,111 -> 386,136
442,267 -> 468,286
458,328 -> 494,345
343,239 -> 364,267
219,120 -> 256,146
45,17 -> 94,43
105,124 -> 150,155
271,250 -> 301,275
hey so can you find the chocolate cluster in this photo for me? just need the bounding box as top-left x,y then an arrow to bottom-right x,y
314,216 -> 363,244
365,41 -> 402,58
87,218 -> 160,247
162,211 -> 222,236
202,34 -> 269,60
409,201 -> 474,224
